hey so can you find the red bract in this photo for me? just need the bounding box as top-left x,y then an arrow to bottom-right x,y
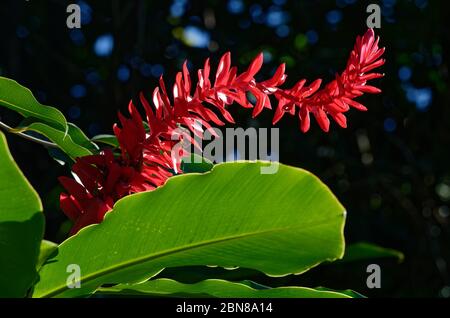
60,28 -> 385,234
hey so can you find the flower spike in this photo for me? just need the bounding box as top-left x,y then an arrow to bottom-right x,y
60,29 -> 385,234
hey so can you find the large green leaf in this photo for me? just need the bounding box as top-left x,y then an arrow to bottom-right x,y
0,77 -> 67,132
96,278 -> 353,298
0,131 -> 44,297
34,161 -> 346,298
13,122 -> 92,160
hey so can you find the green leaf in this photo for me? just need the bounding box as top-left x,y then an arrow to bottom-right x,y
96,278 -> 353,298
315,287 -> 365,298
181,154 -> 214,173
339,242 -> 404,263
67,123 -> 98,153
0,77 -> 67,132
0,131 -> 44,297
156,265 -> 260,283
91,134 -> 119,148
34,161 -> 346,298
0,77 -> 94,158
13,122 -> 92,160
36,240 -> 58,271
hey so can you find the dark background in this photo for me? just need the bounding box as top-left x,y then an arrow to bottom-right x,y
0,0 -> 449,297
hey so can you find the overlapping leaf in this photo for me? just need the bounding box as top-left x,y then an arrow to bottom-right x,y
0,77 -> 95,159
96,278 -> 355,298
0,77 -> 67,131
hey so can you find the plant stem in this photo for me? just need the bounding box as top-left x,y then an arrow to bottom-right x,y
0,118 -> 58,148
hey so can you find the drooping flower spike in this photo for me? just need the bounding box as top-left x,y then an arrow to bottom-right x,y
60,28 -> 385,234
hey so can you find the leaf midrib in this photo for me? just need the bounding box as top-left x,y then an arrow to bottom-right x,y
38,213 -> 344,297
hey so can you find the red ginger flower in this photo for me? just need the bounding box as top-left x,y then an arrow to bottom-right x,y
60,28 -> 385,235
